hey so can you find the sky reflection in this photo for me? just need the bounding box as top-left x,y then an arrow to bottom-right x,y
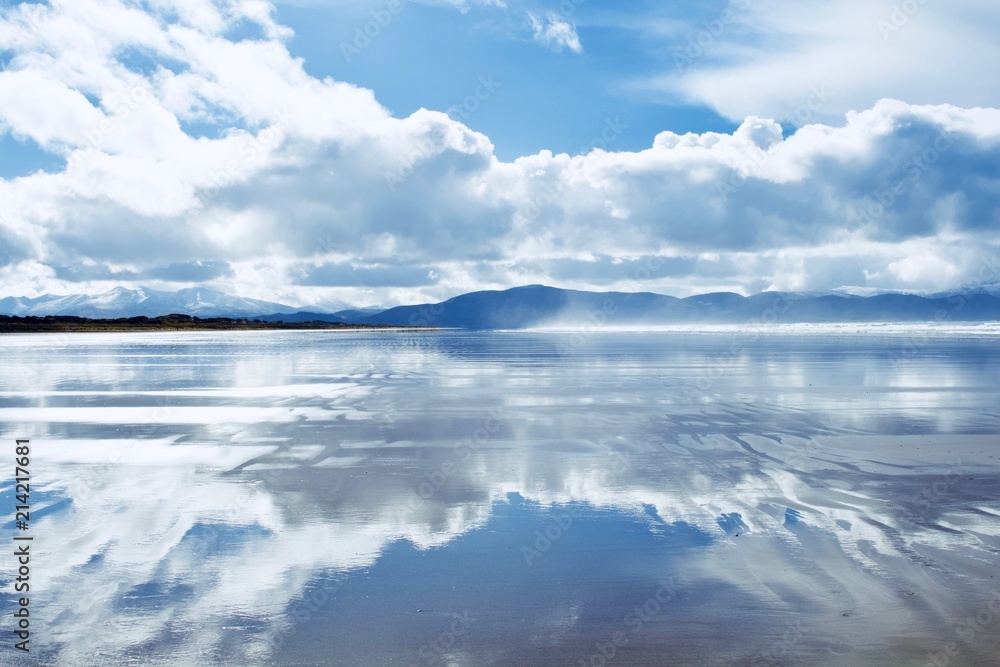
0,331 -> 998,666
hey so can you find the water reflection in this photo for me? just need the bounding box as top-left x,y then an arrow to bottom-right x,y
0,330 -> 998,666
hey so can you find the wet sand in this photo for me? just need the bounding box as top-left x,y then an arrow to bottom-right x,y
0,329 -> 998,666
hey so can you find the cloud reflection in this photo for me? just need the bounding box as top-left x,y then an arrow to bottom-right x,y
1,331 -> 999,665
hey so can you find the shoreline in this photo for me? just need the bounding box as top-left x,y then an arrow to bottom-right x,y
0,313 -> 434,333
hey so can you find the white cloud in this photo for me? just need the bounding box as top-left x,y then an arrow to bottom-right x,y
427,0 -> 507,10
529,11 -> 582,54
0,0 -> 999,306
644,0 -> 1000,124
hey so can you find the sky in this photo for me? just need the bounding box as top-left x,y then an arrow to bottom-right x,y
0,0 -> 999,308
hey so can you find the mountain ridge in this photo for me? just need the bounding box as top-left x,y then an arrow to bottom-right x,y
352,286 -> 1000,329
0,286 -> 316,319
3,284 -> 1000,328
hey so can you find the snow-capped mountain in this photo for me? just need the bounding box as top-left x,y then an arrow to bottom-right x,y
827,283 -> 1000,299
825,286 -> 920,298
929,282 -> 1000,298
0,287 -> 303,318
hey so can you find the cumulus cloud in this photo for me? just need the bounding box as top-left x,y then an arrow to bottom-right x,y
528,12 -> 583,54
0,0 -> 998,306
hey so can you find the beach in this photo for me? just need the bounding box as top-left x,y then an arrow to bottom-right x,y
1,329 -> 998,666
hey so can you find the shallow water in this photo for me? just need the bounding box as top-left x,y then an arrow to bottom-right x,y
1,329 -> 999,666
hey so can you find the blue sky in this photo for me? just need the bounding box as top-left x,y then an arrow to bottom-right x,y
1,0 -> 999,307
277,0 -> 739,160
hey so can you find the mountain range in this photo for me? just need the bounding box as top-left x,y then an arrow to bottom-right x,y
351,285 -> 1000,328
3,284 -> 1000,329
0,287 -> 307,319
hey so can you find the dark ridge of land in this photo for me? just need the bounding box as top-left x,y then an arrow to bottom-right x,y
0,313 -> 429,333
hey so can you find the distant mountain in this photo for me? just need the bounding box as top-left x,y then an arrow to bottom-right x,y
828,283 -> 1000,299
346,285 -> 1000,329
298,298 -> 369,314
253,309 -> 381,324
929,282 -> 1000,299
358,285 -> 691,329
5,284 -> 1000,329
0,287 -> 303,319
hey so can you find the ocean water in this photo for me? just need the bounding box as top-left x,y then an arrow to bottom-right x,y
1,329 -> 998,666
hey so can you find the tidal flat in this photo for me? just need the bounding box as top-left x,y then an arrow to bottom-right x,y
1,329 -> 998,666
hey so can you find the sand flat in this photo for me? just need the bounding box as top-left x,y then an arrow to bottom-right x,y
1,330 -> 998,666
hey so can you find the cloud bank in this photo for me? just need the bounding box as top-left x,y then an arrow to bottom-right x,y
0,0 -> 998,306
